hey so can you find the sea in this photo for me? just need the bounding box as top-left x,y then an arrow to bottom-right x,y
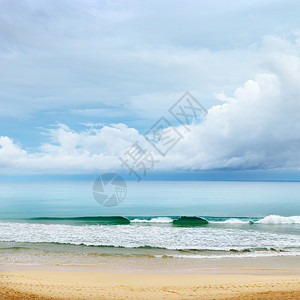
0,180 -> 299,267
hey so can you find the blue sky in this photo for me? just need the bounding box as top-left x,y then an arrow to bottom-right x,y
1,0 -> 300,179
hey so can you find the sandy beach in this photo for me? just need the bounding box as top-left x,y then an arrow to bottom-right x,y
1,253 -> 300,299
0,268 -> 299,299
1,0 -> 300,299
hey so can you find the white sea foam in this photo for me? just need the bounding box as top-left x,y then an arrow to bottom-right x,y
166,251 -> 300,259
211,219 -> 247,224
208,215 -> 300,224
130,217 -> 173,223
0,221 -> 299,253
256,215 -> 300,224
223,219 -> 246,224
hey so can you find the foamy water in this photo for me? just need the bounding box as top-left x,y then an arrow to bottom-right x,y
0,181 -> 299,263
0,215 -> 299,255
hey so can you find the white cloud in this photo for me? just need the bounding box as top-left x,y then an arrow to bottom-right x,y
168,72 -> 300,170
0,0 -> 289,118
1,0 -> 300,174
70,108 -> 126,118
1,45 -> 300,174
0,123 -> 148,174
0,136 -> 27,168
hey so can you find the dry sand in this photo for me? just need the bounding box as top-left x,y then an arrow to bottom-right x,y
0,270 -> 299,299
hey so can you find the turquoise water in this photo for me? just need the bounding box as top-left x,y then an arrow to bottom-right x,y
0,181 -> 299,218
0,181 -> 299,263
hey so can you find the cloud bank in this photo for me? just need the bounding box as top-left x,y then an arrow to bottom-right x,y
1,0 -> 300,175
1,38 -> 300,174
1,0 -> 298,119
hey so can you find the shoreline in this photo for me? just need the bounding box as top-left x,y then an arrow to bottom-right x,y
1,253 -> 300,275
1,263 -> 300,276
0,269 -> 299,299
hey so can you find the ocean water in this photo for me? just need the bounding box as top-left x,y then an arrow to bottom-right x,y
0,181 -> 299,265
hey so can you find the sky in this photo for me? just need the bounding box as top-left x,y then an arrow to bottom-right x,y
0,0 -> 300,180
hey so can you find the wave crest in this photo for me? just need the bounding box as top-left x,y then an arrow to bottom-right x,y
256,215 -> 300,224
131,217 -> 173,223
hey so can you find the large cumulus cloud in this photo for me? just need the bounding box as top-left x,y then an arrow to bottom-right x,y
1,43 -> 300,174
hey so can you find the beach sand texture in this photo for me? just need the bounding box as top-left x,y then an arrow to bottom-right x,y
0,271 -> 299,299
